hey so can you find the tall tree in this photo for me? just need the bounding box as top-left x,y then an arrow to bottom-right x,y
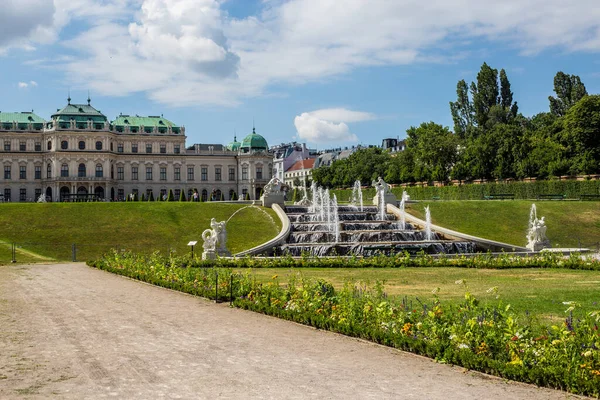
449,79 -> 474,139
472,62 -> 499,127
561,94 -> 600,174
548,72 -> 588,117
406,122 -> 459,182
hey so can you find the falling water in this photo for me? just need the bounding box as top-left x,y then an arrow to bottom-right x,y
351,180 -> 363,212
309,182 -> 317,215
399,197 -> 406,230
528,203 -> 537,231
332,194 -> 340,242
425,206 -> 432,241
378,190 -> 386,221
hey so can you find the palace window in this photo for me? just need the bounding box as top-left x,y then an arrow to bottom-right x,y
47,141 -> 52,151
117,189 -> 124,200
174,189 -> 180,200
35,189 -> 41,200
95,164 -> 103,178
174,167 -> 181,181
191,167 -> 198,181
200,167 -> 206,181
146,144 -> 152,153
131,167 -> 138,180
78,163 -> 86,177
174,145 -> 180,154
20,142 -> 26,151
146,188 -> 153,198
35,142 -> 41,151
47,164 -> 51,178
146,166 -> 153,180
160,144 -> 166,154
61,164 -> 68,177
19,166 -> 26,179
117,143 -> 123,153
256,167 -> 263,180
61,141 -> 68,150
4,141 -> 10,151
79,141 -> 85,150
4,166 -> 10,180
160,167 -> 167,180
160,189 -> 167,200
242,166 -> 248,180
132,143 -> 138,153
96,141 -> 103,150
215,167 -> 221,181
20,188 -> 26,202
35,166 -> 41,180
4,188 -> 10,201
117,167 -> 124,180
229,167 -> 235,181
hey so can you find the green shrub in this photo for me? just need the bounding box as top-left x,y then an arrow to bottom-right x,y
167,189 -> 175,202
179,190 -> 187,202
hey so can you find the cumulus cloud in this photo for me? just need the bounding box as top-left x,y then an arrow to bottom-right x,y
0,0 -> 55,53
294,108 -> 375,144
12,0 -> 600,106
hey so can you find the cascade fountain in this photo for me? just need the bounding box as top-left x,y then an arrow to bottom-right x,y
278,181 -> 475,257
378,189 -> 386,221
350,181 -> 364,212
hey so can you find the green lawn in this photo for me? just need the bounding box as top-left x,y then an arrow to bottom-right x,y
406,200 -> 600,248
239,267 -> 600,321
0,202 -> 281,263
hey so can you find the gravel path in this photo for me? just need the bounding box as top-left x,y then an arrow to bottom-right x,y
0,263 -> 582,399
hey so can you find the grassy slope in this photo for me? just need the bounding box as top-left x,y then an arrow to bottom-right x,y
241,267 -> 600,320
406,200 -> 600,248
0,203 -> 281,263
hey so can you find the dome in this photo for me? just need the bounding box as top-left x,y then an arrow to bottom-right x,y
226,135 -> 241,152
240,127 -> 268,152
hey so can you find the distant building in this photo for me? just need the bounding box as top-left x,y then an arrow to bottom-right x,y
284,158 -> 315,188
0,99 -> 272,202
381,138 -> 406,153
313,146 -> 360,169
271,142 -> 316,182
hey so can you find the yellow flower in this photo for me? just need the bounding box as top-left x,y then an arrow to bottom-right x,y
272,275 -> 278,279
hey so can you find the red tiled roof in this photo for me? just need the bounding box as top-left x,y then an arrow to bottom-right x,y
286,158 -> 315,172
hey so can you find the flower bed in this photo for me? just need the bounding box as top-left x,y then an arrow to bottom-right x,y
88,251 -> 600,397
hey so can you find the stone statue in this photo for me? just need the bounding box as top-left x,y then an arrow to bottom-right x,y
37,195 -> 47,203
263,177 -> 282,194
372,176 -> 392,195
201,228 -> 218,260
261,177 -> 285,207
527,216 -> 550,251
210,218 -> 230,256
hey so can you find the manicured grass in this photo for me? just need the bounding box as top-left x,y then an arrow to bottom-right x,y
406,200 -> 600,248
239,267 -> 600,321
0,202 -> 281,262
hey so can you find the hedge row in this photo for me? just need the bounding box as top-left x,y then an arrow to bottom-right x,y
331,180 -> 600,201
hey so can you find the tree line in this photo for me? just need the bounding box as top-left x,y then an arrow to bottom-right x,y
312,64 -> 599,188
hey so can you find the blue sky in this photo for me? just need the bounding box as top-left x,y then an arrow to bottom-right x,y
1,0 -> 599,150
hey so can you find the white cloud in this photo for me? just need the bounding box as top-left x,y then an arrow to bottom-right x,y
0,0 -> 55,53
11,0 -> 600,106
294,108 -> 375,144
18,80 -> 39,89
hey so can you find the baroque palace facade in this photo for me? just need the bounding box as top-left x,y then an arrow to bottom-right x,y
0,99 -> 272,202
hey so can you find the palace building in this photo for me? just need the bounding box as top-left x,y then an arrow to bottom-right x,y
0,98 -> 272,202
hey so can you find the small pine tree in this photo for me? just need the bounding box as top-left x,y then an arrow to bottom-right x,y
126,194 -> 130,202
220,192 -> 224,201
179,190 -> 186,202
167,189 -> 174,201
148,192 -> 155,202
134,193 -> 139,201
232,192 -> 237,200
141,193 -> 146,201
245,192 -> 250,200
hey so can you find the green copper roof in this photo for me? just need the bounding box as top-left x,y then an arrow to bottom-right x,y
51,102 -> 108,124
241,128 -> 268,151
0,111 -> 45,124
226,135 -> 241,151
112,115 -> 181,134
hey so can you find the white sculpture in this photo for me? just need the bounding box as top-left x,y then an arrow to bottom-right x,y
372,176 -> 392,195
526,205 -> 550,251
201,228 -> 218,260
371,176 -> 397,206
210,218 -> 230,256
37,195 -> 47,203
263,177 -> 282,194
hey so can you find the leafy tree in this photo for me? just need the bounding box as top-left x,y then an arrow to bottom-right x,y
450,79 -> 474,139
560,94 -> 600,174
406,122 -> 459,182
549,72 -> 588,117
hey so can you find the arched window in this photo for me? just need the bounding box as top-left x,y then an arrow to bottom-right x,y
201,189 -> 208,202
61,140 -> 68,150
96,141 -> 103,150
78,141 -> 85,150
47,141 -> 52,151
78,163 -> 86,177
47,163 -> 52,179
61,164 -> 68,177
95,164 -> 103,178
